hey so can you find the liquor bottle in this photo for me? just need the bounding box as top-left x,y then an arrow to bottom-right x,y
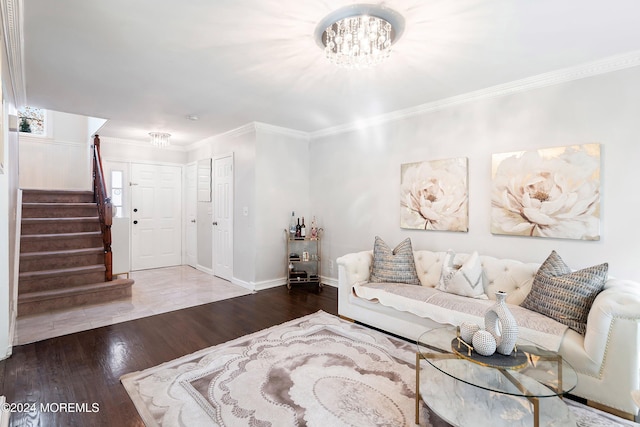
295,218 -> 301,238
289,211 -> 296,237
301,217 -> 306,237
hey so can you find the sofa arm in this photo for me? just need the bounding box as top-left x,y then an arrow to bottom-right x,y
584,279 -> 640,366
336,250 -> 373,287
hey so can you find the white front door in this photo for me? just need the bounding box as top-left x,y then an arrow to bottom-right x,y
212,154 -> 233,281
185,163 -> 197,268
131,163 -> 182,270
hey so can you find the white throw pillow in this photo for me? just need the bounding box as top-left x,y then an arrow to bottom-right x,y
437,250 -> 487,299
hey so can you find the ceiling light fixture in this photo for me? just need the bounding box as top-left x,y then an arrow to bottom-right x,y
149,132 -> 171,148
315,4 -> 404,70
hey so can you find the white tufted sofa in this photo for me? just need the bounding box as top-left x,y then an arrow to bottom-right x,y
336,249 -> 640,418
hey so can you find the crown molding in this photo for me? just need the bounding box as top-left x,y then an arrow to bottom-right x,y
100,136 -> 187,152
0,0 -> 26,107
185,122 -> 258,151
311,50 -> 640,139
254,122 -> 310,140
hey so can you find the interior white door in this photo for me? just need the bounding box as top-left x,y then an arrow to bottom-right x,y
131,163 -> 182,270
212,155 -> 233,281
185,163 -> 197,267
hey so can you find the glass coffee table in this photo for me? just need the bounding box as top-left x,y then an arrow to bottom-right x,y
415,326 -> 578,427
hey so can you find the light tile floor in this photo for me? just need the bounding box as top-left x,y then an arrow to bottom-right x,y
14,265 -> 254,345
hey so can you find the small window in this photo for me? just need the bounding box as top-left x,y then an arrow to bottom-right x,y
110,170 -> 124,218
18,106 -> 47,135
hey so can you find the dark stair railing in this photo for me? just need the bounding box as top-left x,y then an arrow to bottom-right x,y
92,135 -> 113,281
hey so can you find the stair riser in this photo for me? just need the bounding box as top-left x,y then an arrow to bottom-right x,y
21,220 -> 101,235
22,205 -> 98,219
19,271 -> 106,294
20,253 -> 105,272
20,236 -> 104,253
18,286 -> 132,316
22,192 -> 94,204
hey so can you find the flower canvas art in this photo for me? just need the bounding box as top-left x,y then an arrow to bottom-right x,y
491,143 -> 600,240
400,157 -> 468,232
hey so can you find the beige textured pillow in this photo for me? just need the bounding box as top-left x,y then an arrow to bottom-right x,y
437,250 -> 487,299
370,236 -> 420,285
521,251 -> 607,335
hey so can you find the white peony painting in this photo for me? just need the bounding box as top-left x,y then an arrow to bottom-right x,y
400,157 -> 469,232
491,143 -> 600,240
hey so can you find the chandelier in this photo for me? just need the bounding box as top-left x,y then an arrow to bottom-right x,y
315,4 -> 404,69
149,132 -> 171,148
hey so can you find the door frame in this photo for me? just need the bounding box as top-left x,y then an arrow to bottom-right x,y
212,153 -> 234,281
183,162 -> 198,268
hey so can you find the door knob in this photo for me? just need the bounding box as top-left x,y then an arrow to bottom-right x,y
212,221 -> 218,225
133,220 -> 138,224
133,208 -> 138,212
191,219 -> 196,223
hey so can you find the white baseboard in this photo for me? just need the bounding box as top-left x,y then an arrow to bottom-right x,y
253,278 -> 287,291
231,278 -> 255,291
321,276 -> 338,288
0,396 -> 9,427
195,265 -> 214,275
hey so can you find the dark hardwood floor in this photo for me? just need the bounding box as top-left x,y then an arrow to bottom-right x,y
0,284 -> 337,427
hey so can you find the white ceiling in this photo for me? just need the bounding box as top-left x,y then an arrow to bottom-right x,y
22,0 -> 640,146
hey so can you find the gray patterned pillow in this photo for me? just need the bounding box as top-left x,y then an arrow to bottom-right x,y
521,251 -> 607,335
370,236 -> 420,285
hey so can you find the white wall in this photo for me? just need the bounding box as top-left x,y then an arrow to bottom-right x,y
100,136 -> 188,165
188,126 -> 257,282
186,123 -> 310,288
310,66 -> 640,282
0,32 -> 19,359
254,125 -> 310,286
19,110 -> 92,190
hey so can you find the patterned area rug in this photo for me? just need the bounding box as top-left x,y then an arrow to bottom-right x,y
121,311 -> 638,427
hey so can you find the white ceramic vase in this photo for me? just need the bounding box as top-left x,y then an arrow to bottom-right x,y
472,330 -> 497,356
484,291 -> 519,356
460,322 -> 480,344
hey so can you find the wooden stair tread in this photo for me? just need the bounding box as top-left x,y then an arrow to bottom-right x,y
20,247 -> 104,259
22,189 -> 93,194
21,231 -> 103,240
18,279 -> 134,303
22,217 -> 99,222
19,264 -> 106,279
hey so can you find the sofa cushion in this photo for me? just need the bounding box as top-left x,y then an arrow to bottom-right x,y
370,236 -> 420,285
521,251 -> 607,335
436,250 -> 487,299
353,282 -> 568,350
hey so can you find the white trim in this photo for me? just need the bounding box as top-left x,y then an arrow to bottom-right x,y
0,396 -> 9,427
182,162 -> 197,267
100,136 -> 187,152
101,157 -> 184,168
185,123 -> 258,152
251,276 -> 337,291
212,122 -> 257,140
321,276 -> 338,288
212,153 -> 234,282
254,122 -> 310,140
311,50 -> 640,139
0,0 -> 26,108
253,278 -> 286,291
231,277 -> 254,291
195,264 -> 213,276
7,189 -> 22,356
18,135 -> 84,146
184,121 -> 309,152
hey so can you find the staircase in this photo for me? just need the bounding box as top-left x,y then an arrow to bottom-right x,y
18,189 -> 134,316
